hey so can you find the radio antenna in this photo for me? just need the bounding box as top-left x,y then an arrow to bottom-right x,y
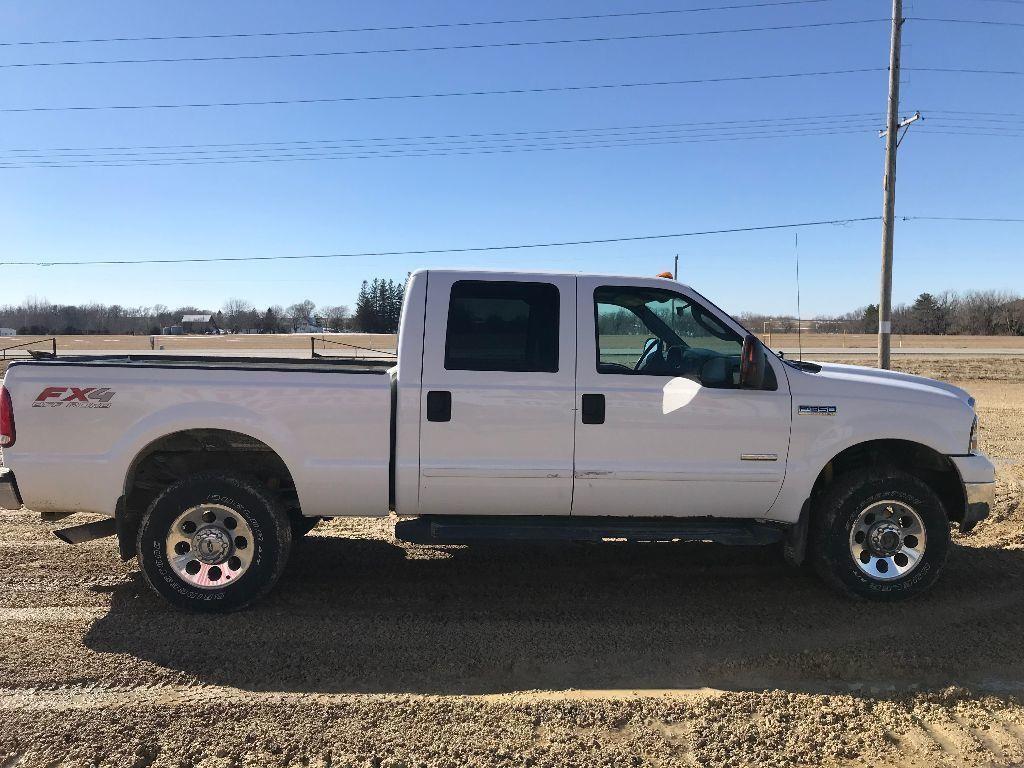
795,232 -> 803,362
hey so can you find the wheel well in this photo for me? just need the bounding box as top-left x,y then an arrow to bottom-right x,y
118,429 -> 299,558
810,439 -> 966,524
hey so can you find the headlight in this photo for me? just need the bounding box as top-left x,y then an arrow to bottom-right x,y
969,415 -> 978,453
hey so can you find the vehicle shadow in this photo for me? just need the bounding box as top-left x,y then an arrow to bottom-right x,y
83,532 -> 1024,696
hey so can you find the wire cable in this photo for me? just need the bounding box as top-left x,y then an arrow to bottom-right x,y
905,66 -> 1024,75
5,217 -> 880,266
0,116 -> 887,159
0,0 -> 843,47
0,20 -> 889,69
0,68 -> 887,113
0,112 -> 886,154
910,16 -> 1024,27
0,127 -> 887,169
902,215 -> 1024,222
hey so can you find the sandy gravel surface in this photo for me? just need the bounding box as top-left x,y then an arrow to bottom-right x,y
1,357 -> 1023,767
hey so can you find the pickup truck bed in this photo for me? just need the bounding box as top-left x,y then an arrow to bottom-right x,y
2,354 -> 394,520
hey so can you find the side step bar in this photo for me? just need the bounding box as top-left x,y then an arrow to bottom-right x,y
395,515 -> 785,546
54,517 -> 117,545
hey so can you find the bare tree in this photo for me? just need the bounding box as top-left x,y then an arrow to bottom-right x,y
319,305 -> 350,331
285,300 -> 317,330
222,298 -> 255,333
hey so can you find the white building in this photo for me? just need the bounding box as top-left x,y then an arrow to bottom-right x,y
0,328 -> 16,337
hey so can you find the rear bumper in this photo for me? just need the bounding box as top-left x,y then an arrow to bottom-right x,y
0,467 -> 23,510
951,454 -> 996,532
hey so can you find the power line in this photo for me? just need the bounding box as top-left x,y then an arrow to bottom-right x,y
922,114 -> 1024,124
0,68 -> 887,113
922,129 -> 1024,137
0,20 -> 889,69
6,217 -> 880,266
0,0 -> 842,47
11,118 -> 1019,170
0,126 -> 890,169
925,109 -> 1024,117
0,131 -> 880,169
0,112 -> 886,154
905,66 -> 1024,75
0,116 -> 886,158
7,216 -> 1019,266
901,215 -> 1024,222
910,16 -> 1024,27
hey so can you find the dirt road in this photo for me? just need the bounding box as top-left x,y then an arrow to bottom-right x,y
1,358 -> 1023,767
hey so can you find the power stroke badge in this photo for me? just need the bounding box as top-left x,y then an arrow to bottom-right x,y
798,404 -> 837,416
32,387 -> 116,409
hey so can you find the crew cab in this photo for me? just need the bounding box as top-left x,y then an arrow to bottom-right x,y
0,270 -> 995,610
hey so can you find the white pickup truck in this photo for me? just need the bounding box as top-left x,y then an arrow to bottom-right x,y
0,270 -> 995,610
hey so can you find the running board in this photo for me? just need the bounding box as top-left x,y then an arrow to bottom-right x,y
395,515 -> 785,546
54,518 -> 118,545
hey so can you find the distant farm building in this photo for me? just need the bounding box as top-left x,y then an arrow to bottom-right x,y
0,328 -> 16,337
180,314 -> 219,334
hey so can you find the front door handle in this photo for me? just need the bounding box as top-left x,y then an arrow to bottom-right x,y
426,390 -> 452,422
581,393 -> 605,424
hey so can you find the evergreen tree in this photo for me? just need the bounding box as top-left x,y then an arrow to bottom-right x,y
352,277 -> 405,332
909,292 -> 946,334
261,307 -> 278,334
861,304 -> 879,333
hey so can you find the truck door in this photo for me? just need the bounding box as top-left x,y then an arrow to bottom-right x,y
417,273 -> 577,516
572,277 -> 791,518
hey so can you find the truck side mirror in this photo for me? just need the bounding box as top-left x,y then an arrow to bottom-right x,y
739,334 -> 766,389
699,357 -> 729,388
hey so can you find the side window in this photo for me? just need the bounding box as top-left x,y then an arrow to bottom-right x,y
444,280 -> 559,372
594,285 -> 744,385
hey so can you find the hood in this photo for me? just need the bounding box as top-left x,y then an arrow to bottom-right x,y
809,362 -> 975,406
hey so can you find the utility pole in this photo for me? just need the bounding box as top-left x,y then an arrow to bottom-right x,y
876,0 -> 918,368
877,0 -> 903,370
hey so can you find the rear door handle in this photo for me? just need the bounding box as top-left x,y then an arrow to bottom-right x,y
426,390 -> 452,422
581,393 -> 605,424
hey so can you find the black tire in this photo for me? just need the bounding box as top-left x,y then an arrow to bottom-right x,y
136,472 -> 292,612
811,468 -> 950,601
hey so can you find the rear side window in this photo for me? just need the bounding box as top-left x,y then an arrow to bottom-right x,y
444,280 -> 559,372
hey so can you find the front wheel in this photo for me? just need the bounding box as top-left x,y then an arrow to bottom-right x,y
811,468 -> 950,601
136,472 -> 292,612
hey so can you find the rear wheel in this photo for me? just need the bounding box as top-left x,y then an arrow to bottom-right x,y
811,468 -> 949,600
136,472 -> 292,612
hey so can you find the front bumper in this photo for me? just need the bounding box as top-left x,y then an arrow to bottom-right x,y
0,466 -> 23,510
951,453 -> 996,532
963,479 -> 995,530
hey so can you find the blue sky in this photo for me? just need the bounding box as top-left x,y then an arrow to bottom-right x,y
0,0 -> 1020,318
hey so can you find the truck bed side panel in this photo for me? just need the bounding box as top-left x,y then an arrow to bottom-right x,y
3,363 -> 391,518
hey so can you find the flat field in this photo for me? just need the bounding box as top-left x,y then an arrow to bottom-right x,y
762,333 -> 1024,351
7,332 -> 1024,353
1,357 -> 1023,767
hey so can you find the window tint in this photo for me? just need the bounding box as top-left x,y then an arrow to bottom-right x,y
444,280 -> 559,372
594,285 -> 744,384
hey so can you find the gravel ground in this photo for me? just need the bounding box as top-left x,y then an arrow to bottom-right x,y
1,357 -> 1023,767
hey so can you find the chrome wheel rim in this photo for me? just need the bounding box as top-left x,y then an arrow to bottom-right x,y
849,500 -> 926,581
165,504 -> 254,589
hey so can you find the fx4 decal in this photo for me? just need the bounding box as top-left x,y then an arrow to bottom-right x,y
32,386 -> 116,409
